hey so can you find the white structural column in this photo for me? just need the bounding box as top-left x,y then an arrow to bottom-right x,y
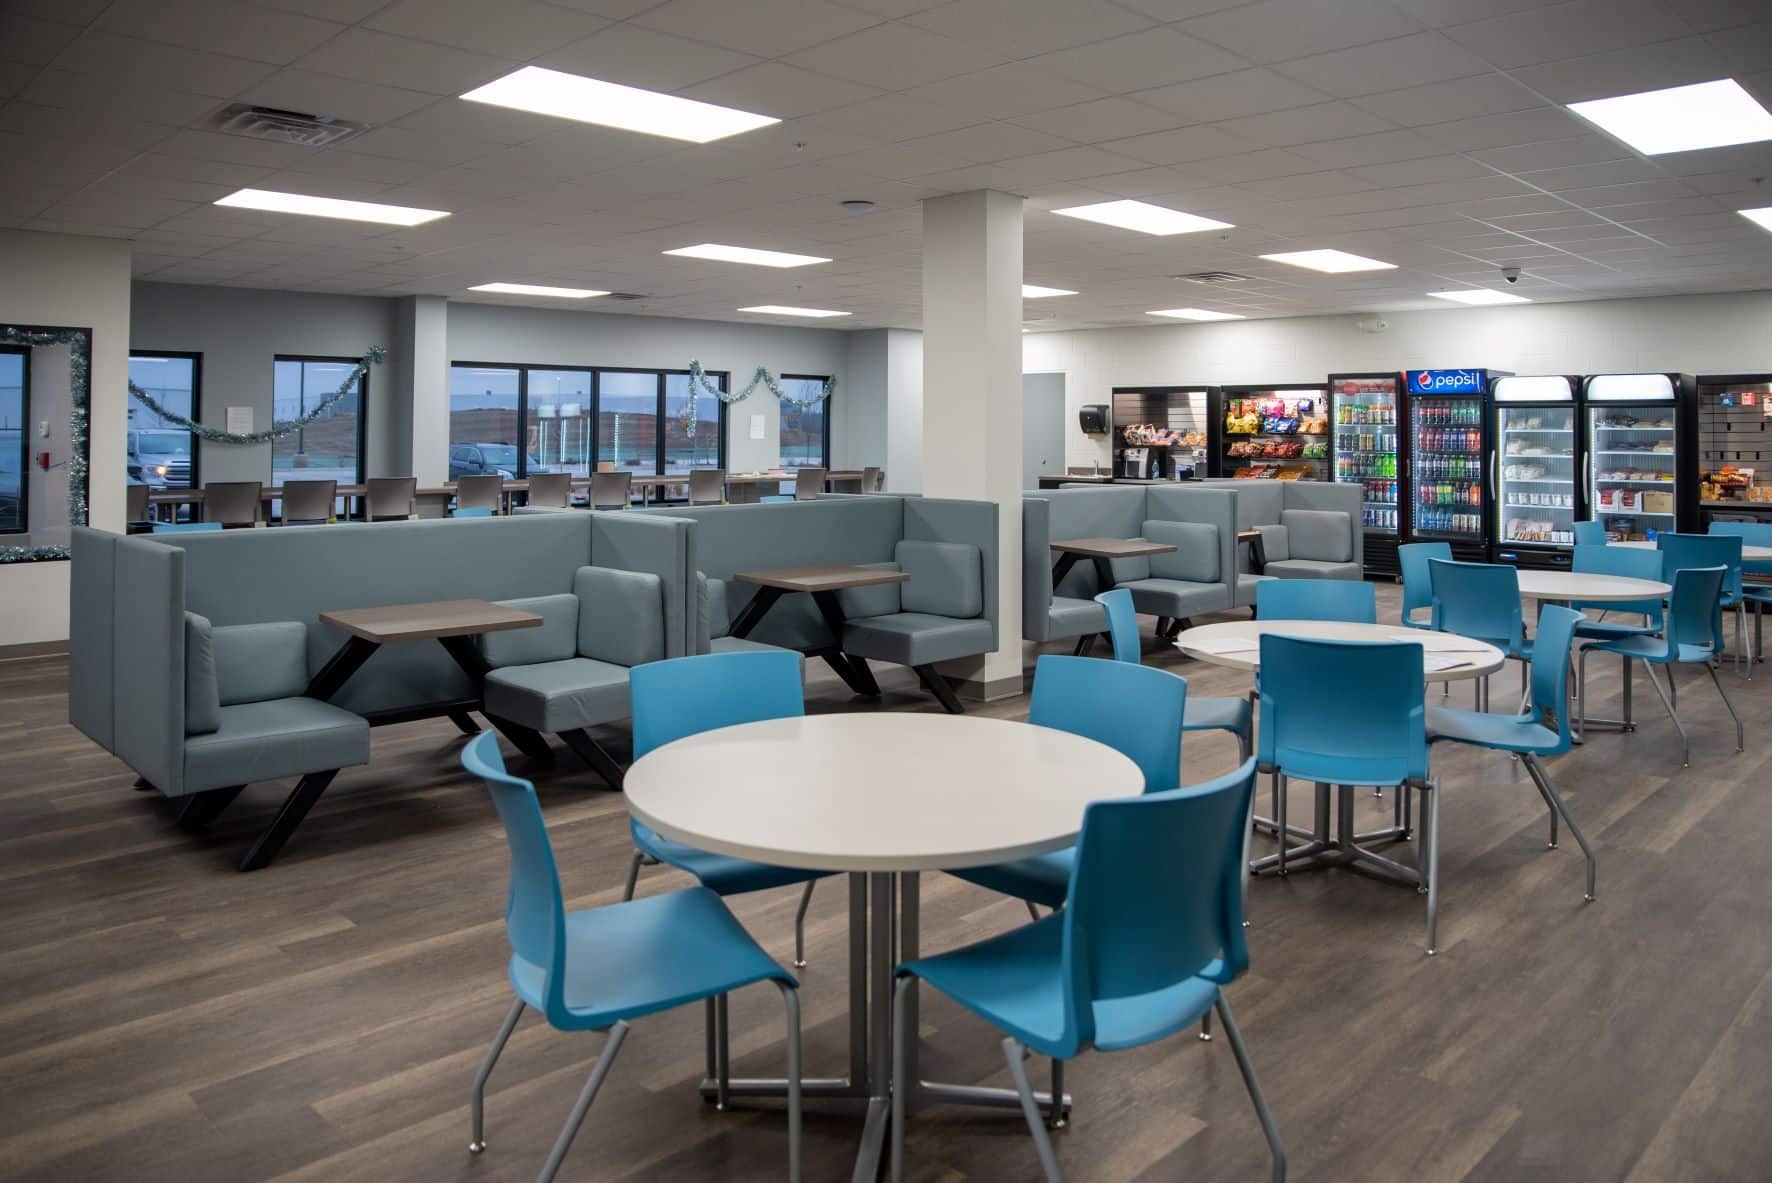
921,190 -> 1024,699
396,295 -> 449,485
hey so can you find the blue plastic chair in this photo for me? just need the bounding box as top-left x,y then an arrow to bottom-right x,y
1572,545 -> 1664,639
1398,542 -> 1450,630
453,506 -> 495,518
1427,605 -> 1596,903
1711,520 -> 1772,665
892,758 -> 1283,1183
1096,588 -> 1251,761
1572,519 -> 1608,547
1254,578 -> 1377,623
460,731 -> 802,1182
1660,533 -> 1749,674
1257,634 -> 1439,951
1429,558 -> 1530,710
1580,565 -> 1744,767
949,652 -> 1185,910
626,651 -> 832,967
151,521 -> 223,533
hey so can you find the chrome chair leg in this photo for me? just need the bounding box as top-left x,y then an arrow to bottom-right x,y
1523,754 -> 1596,902
713,994 -> 731,1110
1706,661 -> 1746,752
537,1021 -> 629,1183
621,848 -> 645,901
793,880 -> 815,968
1200,1010 -> 1212,1041
1049,1057 -> 1066,1128
777,982 -> 804,1183
468,999 -> 525,1153
1419,780 -> 1440,956
1003,1038 -> 1065,1183
1641,662 -> 1689,767
1214,996 -> 1287,1183
1026,900 -> 1042,923
1275,772 -> 1288,876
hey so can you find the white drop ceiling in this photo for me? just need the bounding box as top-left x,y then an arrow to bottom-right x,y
5,0 -> 1772,331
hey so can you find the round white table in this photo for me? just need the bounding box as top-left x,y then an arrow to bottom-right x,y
1173,619 -> 1506,682
624,713 -> 1143,1180
1516,569 -> 1670,603
1613,538 -> 1772,561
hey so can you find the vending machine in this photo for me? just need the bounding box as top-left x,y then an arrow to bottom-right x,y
1491,374 -> 1583,569
1404,368 -> 1499,560
1329,371 -> 1404,577
1584,373 -> 1698,539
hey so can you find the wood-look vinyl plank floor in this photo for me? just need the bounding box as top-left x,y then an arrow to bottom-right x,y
2,584 -> 1769,1181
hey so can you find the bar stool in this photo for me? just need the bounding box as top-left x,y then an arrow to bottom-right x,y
365,476 -> 416,521
688,468 -> 726,505
525,471 -> 572,508
590,470 -> 632,510
203,481 -> 261,528
792,466 -> 826,501
280,478 -> 336,525
455,474 -> 504,516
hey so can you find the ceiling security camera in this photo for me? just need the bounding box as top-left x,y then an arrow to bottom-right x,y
1501,265 -> 1521,284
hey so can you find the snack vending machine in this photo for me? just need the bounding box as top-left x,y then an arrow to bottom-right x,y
1584,372 -> 1697,539
1492,374 -> 1582,569
1404,368 -> 1497,560
1218,383 -> 1330,479
1329,371 -> 1404,576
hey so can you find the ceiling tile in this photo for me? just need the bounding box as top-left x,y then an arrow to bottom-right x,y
1216,101 -> 1394,147
536,25 -> 758,92
1422,104 -> 1591,151
1272,31 -> 1486,99
1352,153 -> 1496,186
1180,0 -> 1425,63
1443,0 -> 1691,68
239,69 -> 440,125
365,0 -> 611,60
1468,134 -> 1631,174
19,67 -> 222,126
681,61 -> 883,119
1188,147 -> 1320,181
50,31 -> 278,98
1351,71 -> 1544,126
1028,28 -> 1248,93
94,0 -> 344,65
900,122 -> 1075,163
293,28 -> 517,95
784,21 -> 1002,90
898,62 -> 1108,121
0,11 -> 83,65
1504,36 -> 1721,105
632,0 -> 880,57
1009,98 -> 1186,142
1292,128 -> 1445,167
1104,123 -> 1255,164
797,94 -> 986,142
904,0 -> 1156,58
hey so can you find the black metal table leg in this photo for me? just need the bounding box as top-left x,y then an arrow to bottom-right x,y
176,784 -> 244,830
558,728 -> 626,789
437,634 -> 557,764
305,635 -> 381,701
914,664 -> 965,714
1091,556 -> 1117,593
1050,551 -> 1080,587
812,590 -> 881,696
447,709 -> 481,735
728,586 -> 787,640
239,770 -> 338,871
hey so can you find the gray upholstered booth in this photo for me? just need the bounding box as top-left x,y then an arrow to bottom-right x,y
650,496 -> 998,712
1023,485 -> 1239,646
1197,479 -> 1364,600
70,511 -> 690,868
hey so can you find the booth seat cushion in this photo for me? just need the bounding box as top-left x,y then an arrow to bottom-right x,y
1281,508 -> 1353,563
895,540 -> 982,618
482,593 -> 578,668
1265,558 -> 1361,581
575,566 -> 664,668
1049,595 -> 1107,638
701,574 -> 731,640
710,635 -> 803,660
839,561 -> 903,619
1255,524 -> 1289,563
483,657 -> 631,732
213,620 -> 308,706
1108,554 -> 1149,585
1143,520 -> 1220,583
1122,578 -> 1232,620
1235,573 -> 1270,606
183,697 -> 369,795
185,612 -> 220,736
843,613 -> 995,666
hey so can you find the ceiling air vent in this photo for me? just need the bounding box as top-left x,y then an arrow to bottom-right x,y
207,104 -> 370,149
1173,271 -> 1252,285
605,292 -> 648,301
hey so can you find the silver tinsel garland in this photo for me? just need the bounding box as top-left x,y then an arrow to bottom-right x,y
683,359 -> 834,428
0,324 -> 90,564
127,346 -> 383,444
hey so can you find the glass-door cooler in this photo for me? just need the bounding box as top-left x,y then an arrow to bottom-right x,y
1404,369 -> 1492,558
1329,372 -> 1403,576
1493,374 -> 1580,567
1584,372 -> 1697,540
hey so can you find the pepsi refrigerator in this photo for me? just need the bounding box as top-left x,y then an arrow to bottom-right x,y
1583,372 -> 1698,540
1329,371 -> 1405,577
1404,368 -> 1500,560
1491,374 -> 1583,569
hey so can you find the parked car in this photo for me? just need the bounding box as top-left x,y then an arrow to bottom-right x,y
128,428 -> 193,488
449,443 -> 521,480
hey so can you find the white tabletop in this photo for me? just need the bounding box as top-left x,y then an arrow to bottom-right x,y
1612,539 -> 1772,561
1174,619 -> 1506,682
1516,569 -> 1670,602
622,714 -> 1144,873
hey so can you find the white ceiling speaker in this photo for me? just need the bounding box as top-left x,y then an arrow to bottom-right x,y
841,199 -> 876,214
1355,316 -> 1389,334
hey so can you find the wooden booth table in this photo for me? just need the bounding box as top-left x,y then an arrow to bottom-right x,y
1048,536 -> 1177,591
730,564 -> 910,700
227,599 -> 542,870
623,713 -> 1142,1183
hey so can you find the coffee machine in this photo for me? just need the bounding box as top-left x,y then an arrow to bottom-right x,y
1121,447 -> 1148,478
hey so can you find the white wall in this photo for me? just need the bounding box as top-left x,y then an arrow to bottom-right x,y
1023,290 -> 1772,469
445,302 -> 849,473
0,229 -> 132,647
884,329 -> 924,493
131,283 -> 406,483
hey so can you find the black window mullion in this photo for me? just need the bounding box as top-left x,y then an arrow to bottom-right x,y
654,371 -> 666,477
516,366 -> 530,479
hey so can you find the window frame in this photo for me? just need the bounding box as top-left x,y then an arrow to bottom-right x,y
272,354 -> 369,485
127,349 -> 202,490
0,344 -> 28,535
447,361 -> 729,478
777,373 -> 832,470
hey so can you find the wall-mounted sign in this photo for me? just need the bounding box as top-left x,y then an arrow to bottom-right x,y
1742,391 -> 1757,407
225,406 -> 253,434
1720,393 -> 1736,408
1405,368 -> 1487,395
